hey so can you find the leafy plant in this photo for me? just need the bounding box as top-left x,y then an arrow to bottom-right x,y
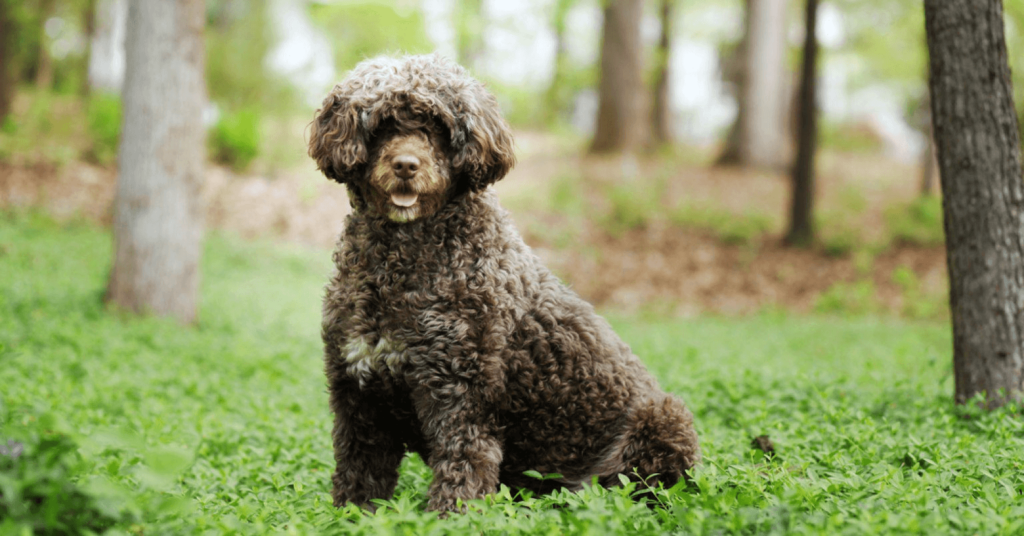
892,265 -> 947,320
814,279 -> 880,315
886,196 -> 945,247
3,212 -> 1024,534
210,107 -> 261,171
86,94 -> 122,165
670,205 -> 772,246
600,182 -> 662,237
0,431 -> 122,534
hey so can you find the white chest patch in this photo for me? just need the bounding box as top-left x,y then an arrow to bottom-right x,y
343,335 -> 409,382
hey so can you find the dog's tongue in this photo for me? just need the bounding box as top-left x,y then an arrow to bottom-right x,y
391,193 -> 419,207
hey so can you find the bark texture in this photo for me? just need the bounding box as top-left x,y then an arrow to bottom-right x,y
784,0 -> 818,246
651,0 -> 674,146
925,0 -> 1024,406
106,0 -> 206,324
590,0 -> 646,154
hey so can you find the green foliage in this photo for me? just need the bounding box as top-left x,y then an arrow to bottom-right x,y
820,121 -> 885,153
892,266 -> 947,320
817,187 -> 869,257
85,93 -> 122,165
210,107 -> 261,171
206,0 -> 296,113
670,204 -> 772,246
547,173 -> 588,216
0,430 -> 122,534
814,280 -> 880,316
0,89 -> 83,164
600,182 -> 662,236
886,196 -> 945,247
309,3 -> 433,73
3,211 -> 1024,534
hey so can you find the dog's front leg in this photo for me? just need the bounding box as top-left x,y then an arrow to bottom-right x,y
327,373 -> 406,510
413,381 -> 503,514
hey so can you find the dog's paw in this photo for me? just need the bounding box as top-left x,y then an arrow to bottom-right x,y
332,488 -> 378,512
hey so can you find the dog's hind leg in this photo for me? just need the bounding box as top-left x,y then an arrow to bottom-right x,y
327,375 -> 406,510
612,394 -> 701,492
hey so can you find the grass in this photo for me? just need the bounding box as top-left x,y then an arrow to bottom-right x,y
2,211 -> 1023,534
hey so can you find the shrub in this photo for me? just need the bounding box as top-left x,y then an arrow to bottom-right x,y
210,108 -> 261,171
600,183 -> 661,237
814,280 -> 880,315
0,432 -> 122,533
669,205 -> 772,246
892,265 -> 947,320
86,94 -> 122,165
886,196 -> 945,246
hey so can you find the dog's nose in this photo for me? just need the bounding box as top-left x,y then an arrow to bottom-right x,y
392,155 -> 420,179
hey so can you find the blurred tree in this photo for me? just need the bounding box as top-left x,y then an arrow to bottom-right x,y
784,0 -> 818,246
0,0 -> 13,121
107,0 -> 206,324
715,0 -> 748,165
34,0 -> 55,90
718,0 -> 789,168
88,0 -> 126,94
80,0 -> 96,96
590,0 -> 646,154
650,0 -> 674,146
925,0 -> 1024,408
544,0 -> 574,125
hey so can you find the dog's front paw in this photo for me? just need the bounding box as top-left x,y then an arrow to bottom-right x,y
331,475 -> 379,512
332,490 -> 378,512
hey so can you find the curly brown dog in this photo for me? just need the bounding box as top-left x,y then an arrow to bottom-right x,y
308,54 -> 700,514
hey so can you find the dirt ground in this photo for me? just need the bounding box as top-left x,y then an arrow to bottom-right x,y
0,131 -> 947,317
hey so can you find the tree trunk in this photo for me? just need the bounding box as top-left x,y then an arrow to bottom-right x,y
651,0 -> 674,146
715,0 -> 750,166
34,0 -> 56,90
925,0 -> 1024,407
719,0 -> 789,167
0,0 -> 14,121
920,131 -> 937,197
81,0 -> 97,96
106,0 -> 206,324
544,0 -> 572,125
590,0 -> 645,154
88,0 -> 127,94
784,0 -> 818,246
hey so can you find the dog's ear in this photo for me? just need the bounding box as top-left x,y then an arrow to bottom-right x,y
308,90 -> 368,183
449,83 -> 516,191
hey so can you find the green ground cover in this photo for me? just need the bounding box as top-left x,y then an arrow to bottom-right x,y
1,211 -> 1022,535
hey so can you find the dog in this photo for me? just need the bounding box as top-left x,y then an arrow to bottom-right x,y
308,54 -> 700,514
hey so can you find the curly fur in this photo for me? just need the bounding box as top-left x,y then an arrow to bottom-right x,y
309,54 -> 700,514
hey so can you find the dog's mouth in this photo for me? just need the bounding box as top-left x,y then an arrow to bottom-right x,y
390,192 -> 419,208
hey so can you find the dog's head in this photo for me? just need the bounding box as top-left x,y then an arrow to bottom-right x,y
308,54 -> 516,223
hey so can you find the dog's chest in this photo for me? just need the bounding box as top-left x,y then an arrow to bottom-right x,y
341,333 -> 410,383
